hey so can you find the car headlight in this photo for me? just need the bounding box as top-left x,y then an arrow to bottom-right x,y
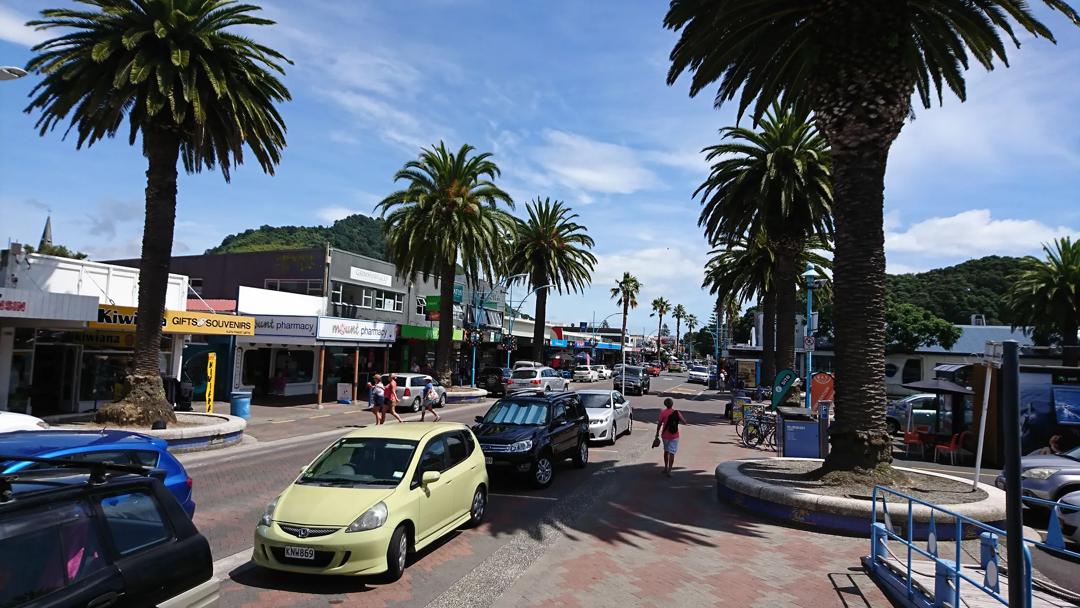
346,501 -> 388,532
1021,468 -> 1057,480
509,440 -> 533,452
259,497 -> 279,527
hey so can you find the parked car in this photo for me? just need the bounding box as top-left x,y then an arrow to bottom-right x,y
472,391 -> 589,488
390,373 -> 447,412
573,365 -> 599,383
644,362 -> 662,377
668,361 -> 685,373
0,411 -> 48,433
254,423 -> 488,581
885,393 -> 939,435
592,365 -> 613,380
507,366 -> 569,393
478,366 -> 513,397
613,366 -> 650,396
512,360 -> 544,370
687,365 -> 710,384
0,429 -> 196,518
1058,490 -> 1080,543
994,444 -> 1080,504
0,455 -> 218,607
579,390 -> 633,445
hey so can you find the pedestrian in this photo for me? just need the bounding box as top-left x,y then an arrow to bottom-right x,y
655,398 -> 686,477
410,360 -> 421,373
367,374 -> 385,424
384,373 -> 404,424
419,376 -> 441,422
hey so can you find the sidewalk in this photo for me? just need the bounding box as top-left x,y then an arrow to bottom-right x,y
493,394 -> 891,608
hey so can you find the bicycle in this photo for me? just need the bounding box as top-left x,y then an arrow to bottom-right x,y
741,409 -> 777,450
733,403 -> 761,437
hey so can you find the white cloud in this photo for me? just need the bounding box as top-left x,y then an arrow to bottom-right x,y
0,5 -> 46,47
885,209 -> 1079,257
317,206 -> 370,223
533,130 -> 659,195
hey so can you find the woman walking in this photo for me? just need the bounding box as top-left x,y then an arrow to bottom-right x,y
384,373 -> 405,424
419,376 -> 441,422
656,398 -> 686,477
368,374 -> 385,425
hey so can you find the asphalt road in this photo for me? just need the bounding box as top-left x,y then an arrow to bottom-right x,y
184,372 -> 703,607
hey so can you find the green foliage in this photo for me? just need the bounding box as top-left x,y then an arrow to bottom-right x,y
25,0 -> 291,181
207,214 -> 387,259
610,272 -> 642,311
1004,238 -> 1080,363
886,256 -> 1027,325
885,301 -> 962,353
24,243 -> 88,260
732,308 -> 757,344
508,198 -> 596,293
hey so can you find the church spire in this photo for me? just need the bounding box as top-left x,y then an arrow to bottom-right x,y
39,215 -> 53,251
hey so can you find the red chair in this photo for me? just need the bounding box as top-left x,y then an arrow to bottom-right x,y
935,431 -> 971,465
903,430 -> 926,459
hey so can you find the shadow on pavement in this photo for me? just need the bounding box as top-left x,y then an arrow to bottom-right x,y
828,570 -> 885,608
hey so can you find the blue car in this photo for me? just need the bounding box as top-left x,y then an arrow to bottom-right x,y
0,429 -> 196,517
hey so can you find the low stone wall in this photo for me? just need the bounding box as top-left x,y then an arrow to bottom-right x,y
144,412 -> 246,453
715,458 -> 1007,539
445,388 -> 489,404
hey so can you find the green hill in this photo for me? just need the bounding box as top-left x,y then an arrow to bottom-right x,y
207,214 -> 387,260
886,255 -> 1026,325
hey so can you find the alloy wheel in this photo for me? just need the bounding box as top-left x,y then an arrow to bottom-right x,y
396,532 -> 407,572
471,488 -> 485,522
411,398 -> 421,413
535,457 -> 553,485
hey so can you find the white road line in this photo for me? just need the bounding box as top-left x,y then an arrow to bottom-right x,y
310,414 -> 331,419
489,493 -> 559,501
591,449 -> 619,453
212,548 -> 253,579
268,419 -> 295,424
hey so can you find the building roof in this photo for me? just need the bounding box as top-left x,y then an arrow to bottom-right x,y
186,298 -> 237,313
917,325 -> 1032,355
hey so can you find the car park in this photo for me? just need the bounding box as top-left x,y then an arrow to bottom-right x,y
0,429 -> 196,518
687,365 -> 710,384
253,423 -> 488,581
472,391 -> 589,488
0,411 -> 49,433
994,444 -> 1080,504
390,373 -> 447,412
579,390 -> 633,445
613,366 -> 650,396
507,366 -> 569,393
573,365 -> 599,383
0,455 -> 218,607
478,366 -> 513,397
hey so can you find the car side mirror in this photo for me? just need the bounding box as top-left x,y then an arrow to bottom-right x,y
421,470 -> 441,486
475,415 -> 484,423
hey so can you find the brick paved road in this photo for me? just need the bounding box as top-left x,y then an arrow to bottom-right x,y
188,375 -> 891,607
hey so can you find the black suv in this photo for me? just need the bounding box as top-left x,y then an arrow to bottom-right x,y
472,391 -> 589,488
0,455 -> 216,608
613,365 -> 650,396
478,366 -> 512,397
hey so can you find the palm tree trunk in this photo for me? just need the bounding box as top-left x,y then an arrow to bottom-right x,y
774,244 -> 799,376
436,261 -> 456,385
820,143 -> 893,474
531,276 -> 548,362
95,127 -> 179,427
620,300 -> 629,364
1063,320 -> 1079,367
657,315 -> 664,360
761,291 -> 776,386
675,318 -> 682,360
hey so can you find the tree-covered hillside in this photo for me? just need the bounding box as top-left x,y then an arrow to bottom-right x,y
207,214 -> 387,260
885,255 -> 1026,325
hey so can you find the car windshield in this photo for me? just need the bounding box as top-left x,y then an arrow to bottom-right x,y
481,400 -> 549,425
299,438 -> 418,487
1063,445 -> 1080,461
580,393 -> 612,409
691,366 -> 707,373
575,366 -> 590,371
618,366 -> 643,376
511,370 -> 538,379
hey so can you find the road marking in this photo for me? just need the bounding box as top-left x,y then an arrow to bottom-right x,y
591,449 -> 619,453
310,414 -> 331,419
213,548 -> 253,579
489,493 -> 558,501
268,419 -> 295,424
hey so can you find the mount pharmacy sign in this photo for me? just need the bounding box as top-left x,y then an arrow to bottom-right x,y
316,317 -> 396,343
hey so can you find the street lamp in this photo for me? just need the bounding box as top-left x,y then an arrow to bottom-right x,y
504,283 -> 554,368
0,67 -> 28,81
801,265 -> 821,409
469,273 -> 527,387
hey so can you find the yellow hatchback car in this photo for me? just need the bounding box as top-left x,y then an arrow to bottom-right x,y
253,422 -> 489,580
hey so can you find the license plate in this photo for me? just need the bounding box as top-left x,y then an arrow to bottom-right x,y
485,456 -> 493,465
284,546 -> 315,560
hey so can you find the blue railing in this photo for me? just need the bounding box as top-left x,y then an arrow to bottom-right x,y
868,485 -> 1080,607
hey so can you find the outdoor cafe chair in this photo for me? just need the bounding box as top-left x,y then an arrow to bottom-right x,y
934,431 -> 971,466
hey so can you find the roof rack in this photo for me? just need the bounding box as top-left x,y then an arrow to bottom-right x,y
0,454 -> 157,504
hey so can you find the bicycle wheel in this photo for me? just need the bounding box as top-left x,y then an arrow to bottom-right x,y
742,421 -> 764,447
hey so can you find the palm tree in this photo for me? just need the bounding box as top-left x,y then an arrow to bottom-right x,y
379,142 -> 514,384
650,297 -> 671,360
25,0 -> 290,426
685,313 -> 699,359
672,304 -> 688,360
509,198 -> 597,361
665,1 -> 1079,475
696,108 -> 832,382
610,272 -> 642,364
1005,237 -> 1080,366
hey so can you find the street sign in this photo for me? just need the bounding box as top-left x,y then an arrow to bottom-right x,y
205,352 -> 217,413
803,336 -> 816,352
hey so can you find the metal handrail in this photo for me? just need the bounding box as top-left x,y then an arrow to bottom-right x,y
868,485 -> 1080,607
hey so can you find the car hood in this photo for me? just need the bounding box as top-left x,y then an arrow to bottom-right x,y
585,407 -> 613,418
472,424 -> 539,443
275,483 -> 396,527
1021,455 -> 1080,471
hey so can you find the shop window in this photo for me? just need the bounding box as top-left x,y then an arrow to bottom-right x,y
189,278 -> 204,296
374,290 -> 385,310
264,279 -> 322,296
361,288 -> 373,309
902,358 -> 922,384
242,351 -> 265,387
331,282 -> 344,304
393,293 -> 404,313
274,350 -> 315,384
416,297 -> 426,316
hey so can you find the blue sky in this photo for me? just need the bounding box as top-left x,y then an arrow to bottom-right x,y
2,1 -> 1080,336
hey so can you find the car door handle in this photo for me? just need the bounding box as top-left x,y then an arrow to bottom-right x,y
88,592 -> 119,608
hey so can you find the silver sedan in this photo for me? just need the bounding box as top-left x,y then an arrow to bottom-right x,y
578,389 -> 633,445
388,373 -> 447,412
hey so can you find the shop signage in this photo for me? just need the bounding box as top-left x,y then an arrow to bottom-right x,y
0,287 -> 98,321
71,332 -> 136,349
316,317 -> 396,342
549,339 -> 569,348
253,315 -> 317,338
90,305 -> 255,336
349,266 -> 393,287
206,353 -> 217,413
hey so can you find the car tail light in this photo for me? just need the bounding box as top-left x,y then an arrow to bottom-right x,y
530,379 -> 541,385
505,378 -> 512,384
403,387 -> 411,397
186,476 -> 193,489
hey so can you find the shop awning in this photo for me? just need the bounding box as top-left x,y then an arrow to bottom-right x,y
90,304 -> 255,336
